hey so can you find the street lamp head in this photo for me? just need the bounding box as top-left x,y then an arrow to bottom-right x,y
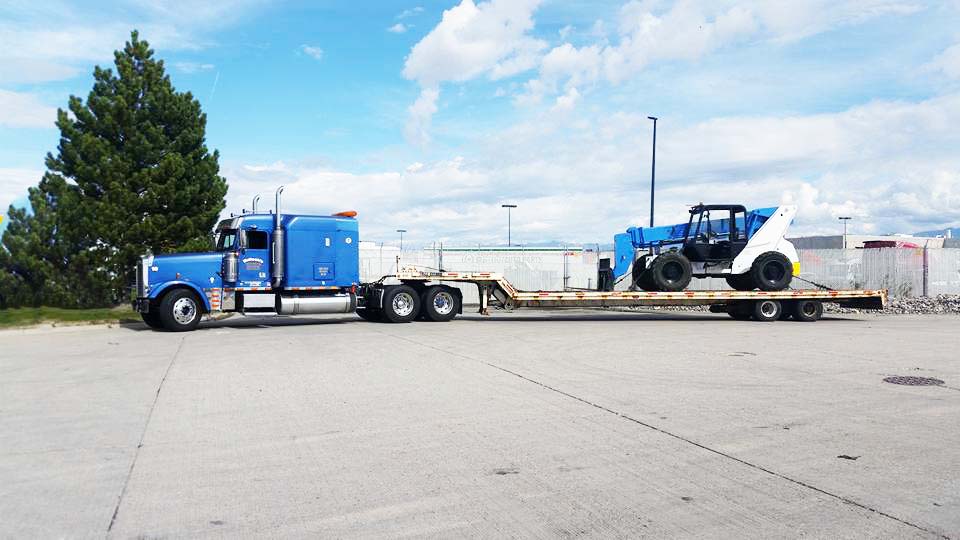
838,216 -> 852,221
396,229 -> 407,233
648,116 -> 658,121
501,204 -> 517,208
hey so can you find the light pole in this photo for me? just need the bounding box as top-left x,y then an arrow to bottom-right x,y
501,204 -> 517,246
648,116 -> 658,228
396,229 -> 407,250
838,217 -> 852,249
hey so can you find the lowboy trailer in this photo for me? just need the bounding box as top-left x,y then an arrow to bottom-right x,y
359,269 -> 887,323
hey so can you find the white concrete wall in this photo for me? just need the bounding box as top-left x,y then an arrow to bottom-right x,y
359,246 -> 960,299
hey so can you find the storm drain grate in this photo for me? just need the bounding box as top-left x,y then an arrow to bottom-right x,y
883,376 -> 944,386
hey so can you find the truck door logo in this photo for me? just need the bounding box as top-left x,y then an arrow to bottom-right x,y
242,257 -> 264,270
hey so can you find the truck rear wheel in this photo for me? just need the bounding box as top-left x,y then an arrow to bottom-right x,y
791,299 -> 823,322
750,252 -> 793,291
421,286 -> 460,322
751,299 -> 782,322
649,252 -> 692,292
382,285 -> 420,323
158,289 -> 202,332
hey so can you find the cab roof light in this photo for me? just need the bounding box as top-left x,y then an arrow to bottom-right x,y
333,211 -> 358,218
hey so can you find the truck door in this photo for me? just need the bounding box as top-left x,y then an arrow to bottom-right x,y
239,228 -> 270,288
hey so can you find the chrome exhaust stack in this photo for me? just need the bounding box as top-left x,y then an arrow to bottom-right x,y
271,186 -> 285,288
252,194 -> 261,214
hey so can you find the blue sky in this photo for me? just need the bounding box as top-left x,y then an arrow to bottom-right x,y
2,0 -> 960,246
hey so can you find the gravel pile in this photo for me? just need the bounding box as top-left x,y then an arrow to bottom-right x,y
612,294 -> 960,315
827,294 -> 960,315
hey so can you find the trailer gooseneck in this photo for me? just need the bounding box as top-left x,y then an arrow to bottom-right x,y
133,187 -> 887,331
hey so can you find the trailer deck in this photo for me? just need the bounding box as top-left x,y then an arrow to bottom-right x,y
393,268 -> 887,321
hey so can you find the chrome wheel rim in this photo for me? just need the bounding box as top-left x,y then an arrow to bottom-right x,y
802,303 -> 817,316
392,292 -> 415,317
433,291 -> 454,315
172,297 -> 198,325
759,301 -> 777,318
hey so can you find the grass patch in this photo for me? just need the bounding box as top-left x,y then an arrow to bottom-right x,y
0,306 -> 140,328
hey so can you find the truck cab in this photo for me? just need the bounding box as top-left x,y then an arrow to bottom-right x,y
134,188 -> 360,331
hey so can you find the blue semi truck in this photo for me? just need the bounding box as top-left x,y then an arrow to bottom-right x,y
133,187 -> 886,331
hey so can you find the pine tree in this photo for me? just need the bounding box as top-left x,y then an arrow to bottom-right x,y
0,31 -> 228,307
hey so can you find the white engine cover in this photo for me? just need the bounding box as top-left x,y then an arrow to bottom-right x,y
730,205 -> 799,275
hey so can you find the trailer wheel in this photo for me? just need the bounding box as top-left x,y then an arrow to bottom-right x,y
751,299 -> 783,322
791,299 -> 823,322
381,285 -> 420,323
422,286 -> 460,322
649,252 -> 692,292
725,273 -> 755,291
141,309 -> 164,330
750,252 -> 793,291
356,308 -> 383,322
158,289 -> 202,332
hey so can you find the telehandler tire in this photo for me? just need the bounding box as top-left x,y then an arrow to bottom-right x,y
649,252 -> 692,292
750,252 -> 793,291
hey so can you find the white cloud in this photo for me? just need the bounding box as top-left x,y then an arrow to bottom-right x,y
0,90 -> 57,128
521,0 -> 929,105
300,45 -> 324,60
173,61 -> 215,73
924,42 -> 960,79
387,23 -> 408,33
222,91 -> 960,244
0,168 -> 43,217
401,0 -> 545,143
397,6 -> 424,19
405,87 -> 440,146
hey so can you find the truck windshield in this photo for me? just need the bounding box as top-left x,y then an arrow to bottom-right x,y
216,230 -> 238,251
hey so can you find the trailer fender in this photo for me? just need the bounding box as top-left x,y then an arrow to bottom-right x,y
148,281 -> 212,311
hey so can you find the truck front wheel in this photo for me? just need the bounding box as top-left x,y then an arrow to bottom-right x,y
382,285 -> 420,323
141,309 -> 164,330
158,289 -> 203,332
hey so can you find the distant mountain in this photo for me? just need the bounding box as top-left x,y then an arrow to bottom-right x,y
914,227 -> 960,238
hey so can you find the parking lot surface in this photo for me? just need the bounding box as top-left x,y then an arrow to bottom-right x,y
2,310 -> 958,538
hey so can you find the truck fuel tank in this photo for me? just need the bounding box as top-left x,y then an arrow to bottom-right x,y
276,293 -> 356,315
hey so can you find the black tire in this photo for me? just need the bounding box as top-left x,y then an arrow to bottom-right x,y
751,299 -> 783,322
631,255 -> 649,289
421,286 -> 460,322
141,309 -> 165,330
381,285 -> 420,323
158,289 -> 203,332
649,252 -> 692,292
356,308 -> 383,322
750,252 -> 793,291
791,300 -> 823,322
725,273 -> 755,291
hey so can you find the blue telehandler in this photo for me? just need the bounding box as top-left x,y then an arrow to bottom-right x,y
598,204 -> 800,292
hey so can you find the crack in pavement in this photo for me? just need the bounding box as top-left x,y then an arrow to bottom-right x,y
105,336 -> 187,536
376,328 -> 949,539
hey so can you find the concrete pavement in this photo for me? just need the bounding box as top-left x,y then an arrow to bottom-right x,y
1,310 -> 957,538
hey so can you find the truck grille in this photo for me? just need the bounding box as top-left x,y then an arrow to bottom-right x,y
136,256 -> 150,297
